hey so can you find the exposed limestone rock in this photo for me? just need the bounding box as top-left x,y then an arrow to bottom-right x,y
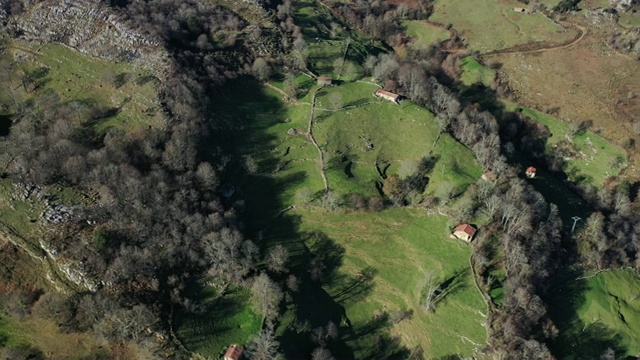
15,0 -> 170,76
60,262 -> 98,292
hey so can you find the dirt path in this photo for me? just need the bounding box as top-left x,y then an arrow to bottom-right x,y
482,22 -> 586,57
308,88 -> 329,194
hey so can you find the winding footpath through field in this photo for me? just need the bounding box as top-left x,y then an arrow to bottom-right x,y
308,88 -> 330,194
482,22 -> 587,57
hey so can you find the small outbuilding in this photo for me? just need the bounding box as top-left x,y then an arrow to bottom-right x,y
452,224 -> 477,243
224,345 -> 243,360
317,77 -> 333,86
374,89 -> 400,104
525,166 -> 537,178
481,172 -> 495,182
513,7 -> 529,13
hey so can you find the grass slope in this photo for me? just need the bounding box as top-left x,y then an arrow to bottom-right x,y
459,56 -> 626,187
6,42 -> 163,133
431,0 -> 575,52
175,287 -> 262,357
201,75 -> 487,358
548,269 -> 640,358
460,57 -> 496,87
298,208 -> 487,357
404,21 -> 450,50
579,270 -> 640,355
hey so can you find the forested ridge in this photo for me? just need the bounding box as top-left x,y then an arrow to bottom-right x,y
0,0 -> 639,359
0,0 -> 274,356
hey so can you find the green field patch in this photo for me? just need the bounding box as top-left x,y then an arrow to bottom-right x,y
292,0 -> 371,80
460,57 -> 496,87
619,11 -> 640,28
404,21 -> 450,49
548,268 -> 640,357
175,286 -> 262,357
297,208 -> 487,358
314,94 -> 437,197
504,103 -> 627,187
431,0 -> 576,52
8,42 -> 162,133
208,77 -> 488,358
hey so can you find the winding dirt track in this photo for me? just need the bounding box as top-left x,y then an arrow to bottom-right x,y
482,22 -> 587,57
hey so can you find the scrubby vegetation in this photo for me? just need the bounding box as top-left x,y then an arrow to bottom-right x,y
1,0 -> 639,359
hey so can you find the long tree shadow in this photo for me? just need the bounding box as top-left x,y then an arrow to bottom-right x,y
203,77 -> 410,359
431,268 -> 468,310
544,267 -> 626,359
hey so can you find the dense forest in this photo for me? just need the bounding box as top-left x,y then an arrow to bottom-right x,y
0,0 -> 639,359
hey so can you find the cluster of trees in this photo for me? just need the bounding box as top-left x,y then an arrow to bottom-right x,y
329,0 -> 434,46
577,183 -> 640,271
553,0 -> 581,12
0,0 -> 293,355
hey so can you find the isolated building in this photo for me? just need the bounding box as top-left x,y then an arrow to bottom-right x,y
481,172 -> 495,181
513,7 -> 529,13
224,345 -> 243,360
525,166 -> 537,178
317,77 -> 333,86
374,89 -> 400,103
453,224 -> 477,243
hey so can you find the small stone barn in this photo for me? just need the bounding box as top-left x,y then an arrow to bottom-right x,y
374,89 -> 400,103
224,345 -> 243,360
317,77 -> 333,86
513,7 -> 529,13
452,224 -> 477,243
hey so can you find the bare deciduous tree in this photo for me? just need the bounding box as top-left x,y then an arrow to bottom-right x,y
266,244 -> 289,273
247,329 -> 281,360
251,273 -> 283,324
252,58 -> 271,82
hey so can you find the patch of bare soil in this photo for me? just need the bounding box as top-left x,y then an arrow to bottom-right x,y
489,16 -> 640,180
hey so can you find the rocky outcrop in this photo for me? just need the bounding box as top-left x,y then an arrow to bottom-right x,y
15,0 -> 170,76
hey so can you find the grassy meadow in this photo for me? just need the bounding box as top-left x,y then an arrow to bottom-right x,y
193,72 -> 488,358
403,21 -> 450,50
430,0 -> 576,52
175,287 -> 262,357
175,1 -> 491,356
548,269 -> 640,358
6,42 -> 163,133
459,57 -> 496,87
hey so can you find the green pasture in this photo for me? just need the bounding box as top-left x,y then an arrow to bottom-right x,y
175,287 -> 262,357
459,56 -> 626,188
404,21 -> 450,49
203,76 -> 488,358
297,208 -> 488,358
430,0 -> 576,52
460,57 -> 496,87
7,42 -> 162,133
548,268 -> 640,358
293,0 -> 370,80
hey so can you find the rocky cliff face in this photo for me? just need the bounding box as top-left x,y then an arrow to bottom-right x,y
15,0 -> 170,76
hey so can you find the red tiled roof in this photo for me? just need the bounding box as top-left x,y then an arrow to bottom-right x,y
454,224 -> 476,237
482,172 -> 495,179
375,89 -> 400,100
224,345 -> 243,360
526,166 -> 536,173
